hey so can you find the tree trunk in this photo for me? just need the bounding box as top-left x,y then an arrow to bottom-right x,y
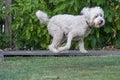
5,0 -> 12,48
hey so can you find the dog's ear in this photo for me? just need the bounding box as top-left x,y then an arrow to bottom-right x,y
80,7 -> 90,15
80,7 -> 90,20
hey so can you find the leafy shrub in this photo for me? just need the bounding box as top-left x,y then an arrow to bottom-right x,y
1,0 -> 120,50
11,0 -> 51,50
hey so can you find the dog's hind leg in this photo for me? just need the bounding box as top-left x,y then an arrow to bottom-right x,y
58,32 -> 74,52
48,32 -> 64,53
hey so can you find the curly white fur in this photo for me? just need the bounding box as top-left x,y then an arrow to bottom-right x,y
36,6 -> 105,53
36,10 -> 49,24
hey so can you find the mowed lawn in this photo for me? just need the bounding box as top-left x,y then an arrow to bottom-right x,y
0,55 -> 120,80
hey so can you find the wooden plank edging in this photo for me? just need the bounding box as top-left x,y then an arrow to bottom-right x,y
2,50 -> 120,56
0,51 -> 4,61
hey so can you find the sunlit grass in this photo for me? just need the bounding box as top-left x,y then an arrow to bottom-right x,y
0,55 -> 120,80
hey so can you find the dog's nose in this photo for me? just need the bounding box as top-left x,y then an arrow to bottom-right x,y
99,20 -> 103,24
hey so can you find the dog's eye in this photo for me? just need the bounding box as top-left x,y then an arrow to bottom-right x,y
100,14 -> 102,17
95,15 -> 98,18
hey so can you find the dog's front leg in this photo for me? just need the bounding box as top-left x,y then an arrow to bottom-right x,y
79,38 -> 88,53
58,32 -> 73,52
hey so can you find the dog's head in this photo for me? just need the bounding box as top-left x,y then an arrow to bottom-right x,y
81,6 -> 105,28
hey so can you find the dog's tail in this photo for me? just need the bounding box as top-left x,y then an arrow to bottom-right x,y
36,10 -> 49,25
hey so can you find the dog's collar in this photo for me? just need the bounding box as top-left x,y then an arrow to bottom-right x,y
86,21 -> 91,29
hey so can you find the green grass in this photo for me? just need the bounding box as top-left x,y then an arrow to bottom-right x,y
0,55 -> 120,80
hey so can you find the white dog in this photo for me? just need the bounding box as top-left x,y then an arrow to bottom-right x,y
36,6 -> 105,53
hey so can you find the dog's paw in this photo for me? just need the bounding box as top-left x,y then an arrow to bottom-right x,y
48,45 -> 59,53
58,47 -> 65,51
80,50 -> 88,53
58,46 -> 70,51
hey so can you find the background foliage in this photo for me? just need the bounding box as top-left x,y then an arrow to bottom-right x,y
0,0 -> 120,50
0,0 -> 10,49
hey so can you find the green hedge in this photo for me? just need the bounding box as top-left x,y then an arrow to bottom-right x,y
0,0 -> 120,50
